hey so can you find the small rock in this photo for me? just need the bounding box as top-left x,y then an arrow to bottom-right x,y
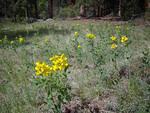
37,19 -> 44,22
45,18 -> 54,22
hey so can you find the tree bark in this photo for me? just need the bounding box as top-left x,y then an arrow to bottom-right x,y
118,0 -> 121,16
48,0 -> 53,18
4,0 -> 7,18
26,0 -> 30,19
34,0 -> 38,18
97,6 -> 100,17
80,5 -> 86,17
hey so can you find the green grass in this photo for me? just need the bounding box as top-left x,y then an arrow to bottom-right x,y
0,20 -> 150,113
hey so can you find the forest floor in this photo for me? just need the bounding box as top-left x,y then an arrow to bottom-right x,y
0,20 -> 150,113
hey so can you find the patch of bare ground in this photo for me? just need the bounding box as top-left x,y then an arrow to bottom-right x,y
62,93 -> 118,113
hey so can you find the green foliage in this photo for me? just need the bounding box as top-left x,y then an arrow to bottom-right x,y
121,0 -> 145,20
38,0 -> 48,19
0,0 -> 146,21
33,72 -> 71,113
76,0 -> 94,6
142,48 -> 150,68
57,6 -> 78,18
0,35 -> 26,49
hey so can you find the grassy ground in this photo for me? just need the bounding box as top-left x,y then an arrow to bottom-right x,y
0,20 -> 150,113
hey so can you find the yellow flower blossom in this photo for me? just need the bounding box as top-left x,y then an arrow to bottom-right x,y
86,33 -> 96,39
111,43 -> 117,49
49,54 -> 69,71
111,36 -> 117,41
35,61 -> 53,76
121,36 -> 128,43
35,54 -> 69,76
78,44 -> 81,48
115,26 -> 121,29
45,38 -> 49,43
18,37 -> 25,43
74,32 -> 79,37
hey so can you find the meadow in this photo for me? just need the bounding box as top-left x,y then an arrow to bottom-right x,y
0,20 -> 150,113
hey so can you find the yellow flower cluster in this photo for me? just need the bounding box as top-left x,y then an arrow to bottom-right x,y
35,62 -> 53,76
115,26 -> 121,29
74,32 -> 79,37
86,33 -> 96,39
0,35 -> 26,47
111,35 -> 117,49
121,36 -> 128,43
110,35 -> 128,49
35,54 -> 69,76
50,54 -> 69,71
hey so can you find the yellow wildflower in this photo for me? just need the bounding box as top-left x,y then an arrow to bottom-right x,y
45,38 -> 49,43
74,32 -> 79,37
86,33 -> 96,39
35,61 -> 53,76
18,37 -> 25,43
78,44 -> 81,48
121,36 -> 128,43
49,54 -> 69,71
115,26 -> 121,29
111,36 -> 117,41
111,43 -> 117,49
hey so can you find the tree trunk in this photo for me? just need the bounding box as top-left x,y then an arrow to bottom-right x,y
80,5 -> 86,17
4,0 -> 7,18
34,0 -> 38,18
26,0 -> 29,19
69,0 -> 76,5
118,0 -> 121,16
48,0 -> 53,18
97,6 -> 100,17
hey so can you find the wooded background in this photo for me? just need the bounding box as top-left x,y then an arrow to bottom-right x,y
0,0 -> 148,21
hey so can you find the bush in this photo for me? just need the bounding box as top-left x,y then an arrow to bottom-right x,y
57,6 -> 78,18
121,0 -> 145,20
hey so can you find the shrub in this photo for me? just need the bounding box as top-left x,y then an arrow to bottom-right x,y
121,0 -> 145,20
57,6 -> 78,18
